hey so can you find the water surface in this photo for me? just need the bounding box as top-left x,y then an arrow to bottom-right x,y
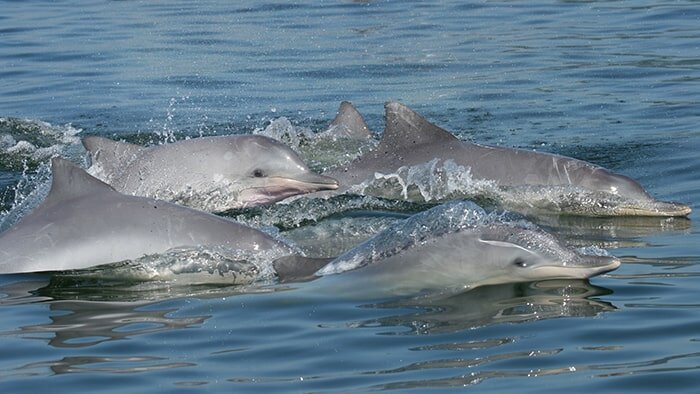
1,0 -> 699,392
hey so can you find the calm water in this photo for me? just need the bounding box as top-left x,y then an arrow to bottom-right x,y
2,0 -> 700,392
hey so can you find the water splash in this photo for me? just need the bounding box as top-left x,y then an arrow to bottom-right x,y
0,117 -> 81,169
253,116 -> 376,172
317,201 -> 496,275
348,159 -> 678,217
59,244 -> 294,286
0,118 -> 84,230
0,161 -> 52,231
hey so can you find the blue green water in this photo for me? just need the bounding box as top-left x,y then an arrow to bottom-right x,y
1,0 -> 700,392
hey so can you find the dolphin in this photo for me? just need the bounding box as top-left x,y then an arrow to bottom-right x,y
82,134 -> 339,212
0,157 -> 314,275
275,201 -> 621,296
322,102 -> 691,217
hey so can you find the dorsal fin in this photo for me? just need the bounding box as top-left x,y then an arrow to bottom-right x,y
82,136 -> 145,177
327,101 -> 372,139
379,102 -> 460,151
46,157 -> 115,204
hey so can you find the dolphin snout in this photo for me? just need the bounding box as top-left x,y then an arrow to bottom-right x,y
575,254 -> 621,275
296,173 -> 340,191
249,173 -> 339,205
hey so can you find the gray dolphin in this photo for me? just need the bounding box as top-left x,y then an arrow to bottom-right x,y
275,201 -> 621,296
0,157 -> 308,274
323,102 -> 690,217
82,134 -> 339,212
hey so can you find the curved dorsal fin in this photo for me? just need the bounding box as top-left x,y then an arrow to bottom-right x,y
379,102 -> 459,150
328,101 -> 372,139
46,157 -> 115,204
82,136 -> 145,177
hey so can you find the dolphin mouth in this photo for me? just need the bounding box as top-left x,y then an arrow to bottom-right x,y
241,174 -> 339,206
285,173 -> 340,191
615,200 -> 691,217
534,255 -> 621,279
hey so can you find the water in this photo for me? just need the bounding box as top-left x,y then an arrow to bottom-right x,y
1,0 -> 700,392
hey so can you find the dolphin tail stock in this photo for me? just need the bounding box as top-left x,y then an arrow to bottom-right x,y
82,136 -> 145,177
273,256 -> 334,283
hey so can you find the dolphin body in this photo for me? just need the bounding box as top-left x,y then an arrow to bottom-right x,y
322,102 -> 691,217
82,134 -> 338,212
0,158 -> 313,275
275,201 -> 621,296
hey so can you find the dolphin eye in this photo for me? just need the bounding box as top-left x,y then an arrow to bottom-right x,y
513,258 -> 528,268
252,169 -> 265,178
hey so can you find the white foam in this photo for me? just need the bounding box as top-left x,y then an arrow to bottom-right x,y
65,244 -> 294,285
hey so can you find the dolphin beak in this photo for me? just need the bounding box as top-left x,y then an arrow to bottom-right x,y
240,173 -> 339,206
573,255 -> 621,276
617,201 -> 692,217
576,255 -> 621,275
286,172 -> 340,192
531,255 -> 621,280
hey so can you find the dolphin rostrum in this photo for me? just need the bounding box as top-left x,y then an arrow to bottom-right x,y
0,157 -> 317,275
323,102 -> 691,217
82,134 -> 339,212
283,201 -> 621,296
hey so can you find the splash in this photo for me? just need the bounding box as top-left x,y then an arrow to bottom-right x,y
355,159 -> 497,203
346,159 -> 678,217
59,244 -> 295,286
253,116 -> 315,151
0,161 -> 52,231
317,201 -> 496,275
283,215 -> 400,258
254,116 -> 376,172
140,180 -> 248,213
0,118 -> 84,230
0,117 -> 81,169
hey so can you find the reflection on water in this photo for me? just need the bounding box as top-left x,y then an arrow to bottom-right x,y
17,356 -> 194,376
19,300 -> 208,348
0,278 -> 217,350
1,277 -> 615,350
355,280 -> 616,335
533,215 -> 692,249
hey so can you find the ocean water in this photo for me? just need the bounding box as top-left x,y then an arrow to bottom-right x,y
1,0 -> 700,392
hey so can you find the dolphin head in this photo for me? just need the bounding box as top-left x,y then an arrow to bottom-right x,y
473,224 -> 621,286
219,135 -> 339,206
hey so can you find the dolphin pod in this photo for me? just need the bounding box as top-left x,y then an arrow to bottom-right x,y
323,102 -> 691,217
0,158 -> 617,294
8,100 -> 679,294
83,134 -> 339,212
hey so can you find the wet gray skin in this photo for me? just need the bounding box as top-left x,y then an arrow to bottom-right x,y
83,134 -> 338,212
0,158 -> 305,274
309,221 -> 621,297
322,102 -> 691,217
